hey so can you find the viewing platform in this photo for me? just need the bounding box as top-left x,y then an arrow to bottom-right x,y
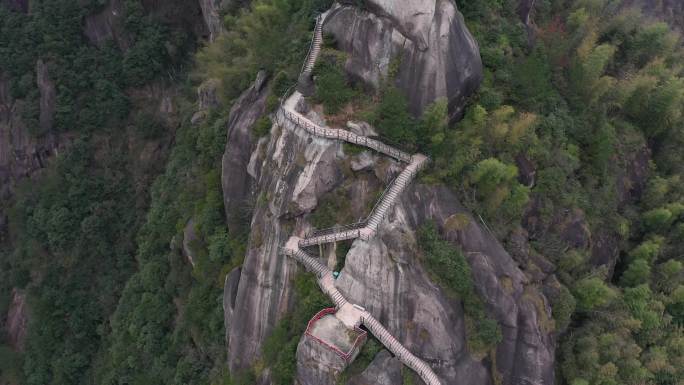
305,308 -> 367,363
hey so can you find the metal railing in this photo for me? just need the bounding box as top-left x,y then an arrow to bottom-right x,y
361,313 -> 442,385
305,221 -> 367,239
280,107 -> 412,162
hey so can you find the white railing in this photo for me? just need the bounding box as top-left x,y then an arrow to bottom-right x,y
300,14 -> 324,76
276,12 -> 442,385
280,107 -> 412,163
361,313 -> 442,385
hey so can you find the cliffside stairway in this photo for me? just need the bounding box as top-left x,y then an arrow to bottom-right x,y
279,13 -> 443,385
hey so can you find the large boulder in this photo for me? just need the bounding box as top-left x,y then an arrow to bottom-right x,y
222,98 -> 555,384
346,350 -> 403,385
324,0 -> 482,121
223,266 -> 242,346
335,221 -> 490,384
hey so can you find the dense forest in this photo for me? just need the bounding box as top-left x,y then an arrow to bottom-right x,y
1,0 -> 683,384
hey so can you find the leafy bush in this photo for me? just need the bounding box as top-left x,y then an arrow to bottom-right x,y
313,53 -> 358,114
253,116 -> 272,137
372,86 -> 416,147
573,277 -> 617,312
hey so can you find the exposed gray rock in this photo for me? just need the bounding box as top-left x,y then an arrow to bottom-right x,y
346,121 -> 377,137
223,266 -> 242,345
83,0 -> 130,50
346,350 -> 403,385
590,230 -> 619,276
225,97 -> 348,375
515,153 -> 536,188
296,333 -> 348,385
616,144 -> 650,205
224,122 -> 555,385
403,184 -> 555,385
553,208 -> 591,250
6,288 -> 28,351
518,0 -> 536,25
193,78 -> 221,124
518,0 -> 536,45
198,79 -> 221,111
335,190 -> 491,384
182,219 -> 198,267
198,0 -> 224,41
350,152 -> 375,172
221,71 -> 269,234
325,0 -> 482,121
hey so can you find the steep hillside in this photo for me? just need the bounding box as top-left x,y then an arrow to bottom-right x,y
1,1 -> 684,385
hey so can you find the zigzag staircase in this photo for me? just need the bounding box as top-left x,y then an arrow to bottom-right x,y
278,12 -> 443,385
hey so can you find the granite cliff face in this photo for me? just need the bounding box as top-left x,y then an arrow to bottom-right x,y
218,2 -> 555,384
324,0 -> 483,121
84,0 -> 130,50
0,66 -> 63,231
220,97 -> 556,384
5,288 -> 28,351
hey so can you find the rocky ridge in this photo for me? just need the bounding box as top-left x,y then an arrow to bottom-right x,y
324,0 -> 483,121
220,2 -> 556,384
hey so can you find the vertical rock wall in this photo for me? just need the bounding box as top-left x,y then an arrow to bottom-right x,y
324,0 -> 483,121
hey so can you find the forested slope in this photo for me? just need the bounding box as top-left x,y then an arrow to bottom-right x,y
0,1 -> 683,385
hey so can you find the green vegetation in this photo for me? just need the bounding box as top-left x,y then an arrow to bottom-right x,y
262,274 -> 332,385
418,222 -> 502,351
336,338 -> 382,384
0,0 -> 192,136
3,1 -> 684,384
313,51 -> 360,114
195,0 -> 334,103
451,1 -> 684,384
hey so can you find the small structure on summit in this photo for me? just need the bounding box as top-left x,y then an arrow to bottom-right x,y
304,308 -> 367,363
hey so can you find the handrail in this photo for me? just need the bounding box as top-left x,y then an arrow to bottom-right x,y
305,221 -> 367,239
276,12 -> 442,385
364,173 -> 399,225
300,14 -> 323,76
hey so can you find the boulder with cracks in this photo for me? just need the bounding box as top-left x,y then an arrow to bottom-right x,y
324,0 -> 482,121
